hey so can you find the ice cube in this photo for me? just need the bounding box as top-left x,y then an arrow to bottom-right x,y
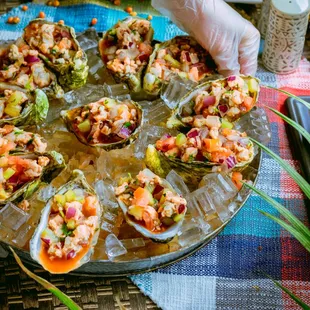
101,221 -> 114,233
134,125 -> 178,159
234,107 -> 271,145
142,99 -> 172,126
94,180 -> 118,209
12,224 -> 34,247
161,75 -> 197,109
0,203 -> 30,231
166,170 -> 190,196
177,216 -> 205,246
37,185 -> 57,202
120,238 -> 145,249
105,234 -> 127,260
76,28 -> 99,51
0,244 -> 8,258
102,83 -> 130,101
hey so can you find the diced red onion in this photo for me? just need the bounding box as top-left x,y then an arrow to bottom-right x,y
227,75 -> 236,82
153,185 -> 164,195
67,250 -> 76,260
25,55 -> 40,63
178,204 -> 186,214
118,127 -> 131,139
195,151 -> 205,162
218,104 -> 228,117
199,128 -> 209,139
138,53 -> 149,62
185,51 -> 191,62
226,156 -> 237,169
187,129 -> 199,138
202,96 -> 216,108
41,238 -> 50,245
66,207 -> 76,219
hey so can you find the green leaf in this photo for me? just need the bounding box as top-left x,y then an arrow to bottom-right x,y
249,138 -> 310,199
259,210 -> 310,252
10,247 -> 82,310
264,274 -> 310,309
244,182 -> 310,239
264,86 -> 310,110
267,107 -> 310,144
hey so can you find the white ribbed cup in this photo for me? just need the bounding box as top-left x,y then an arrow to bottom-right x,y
262,0 -> 310,74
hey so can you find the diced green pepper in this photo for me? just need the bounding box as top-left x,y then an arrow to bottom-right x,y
176,133 -> 187,147
164,54 -> 181,68
4,104 -> 22,117
64,189 -> 76,202
7,91 -> 23,106
3,167 -> 15,180
67,219 -> 76,230
55,194 -> 66,206
221,119 -> 233,129
0,189 -> 8,199
173,213 -> 185,222
77,119 -> 91,133
247,78 -> 259,93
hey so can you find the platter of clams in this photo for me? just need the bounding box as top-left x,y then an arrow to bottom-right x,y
0,17 -> 270,275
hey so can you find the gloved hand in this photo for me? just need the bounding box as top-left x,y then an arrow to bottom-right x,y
151,0 -> 260,76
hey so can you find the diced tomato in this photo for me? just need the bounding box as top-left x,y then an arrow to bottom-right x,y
132,187 -> 152,207
138,42 -> 153,55
243,96 -> 254,111
142,211 -> 155,231
155,137 -> 176,152
83,196 -> 97,217
0,141 -> 16,155
231,171 -> 243,190
210,150 -> 233,163
203,138 -> 221,153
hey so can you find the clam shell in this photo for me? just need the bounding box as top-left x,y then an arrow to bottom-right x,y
60,98 -> 144,151
116,168 -> 185,243
99,17 -> 154,93
30,170 -> 102,274
23,19 -> 89,90
167,75 -> 261,130
0,151 -> 65,205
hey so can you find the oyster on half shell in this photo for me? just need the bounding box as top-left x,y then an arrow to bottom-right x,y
115,168 -> 187,243
30,170 -> 102,274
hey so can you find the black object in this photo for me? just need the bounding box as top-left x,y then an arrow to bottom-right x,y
285,96 -> 310,184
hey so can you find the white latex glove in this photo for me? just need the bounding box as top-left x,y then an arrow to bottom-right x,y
152,0 -> 260,76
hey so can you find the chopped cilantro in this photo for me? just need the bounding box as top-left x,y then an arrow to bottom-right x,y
51,49 -> 57,55
14,129 -> 23,135
62,224 -> 73,236
123,122 -> 131,128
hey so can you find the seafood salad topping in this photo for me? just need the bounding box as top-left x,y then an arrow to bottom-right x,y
24,21 -> 78,65
0,125 -> 47,154
115,170 -> 187,232
69,97 -> 139,145
155,116 -> 253,166
0,154 -> 50,200
100,19 -> 153,75
0,89 -> 28,119
144,36 -> 215,92
181,76 -> 258,123
0,41 -> 54,90
41,189 -> 100,261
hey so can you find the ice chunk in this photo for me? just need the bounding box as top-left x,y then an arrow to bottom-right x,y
161,75 -> 197,109
76,28 -> 99,51
102,83 -> 130,101
94,180 -> 118,209
121,238 -> 145,249
0,203 -> 30,231
12,224 -> 34,247
105,234 -> 127,260
234,107 -> 271,145
166,170 -> 190,196
37,185 -> 57,202
141,99 -> 172,126
237,166 -> 259,200
101,221 -> 114,233
177,216 -> 205,246
134,125 -> 179,159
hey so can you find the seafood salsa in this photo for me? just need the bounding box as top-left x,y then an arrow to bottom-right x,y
68,97 -> 140,145
115,170 -> 187,233
0,40 -> 55,90
24,21 -> 78,66
155,116 -> 254,167
144,36 -> 216,93
0,125 -> 46,154
0,154 -> 50,201
180,76 -> 258,123
100,18 -> 153,76
40,188 -> 100,262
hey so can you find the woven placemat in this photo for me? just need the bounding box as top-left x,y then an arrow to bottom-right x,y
0,254 -> 160,310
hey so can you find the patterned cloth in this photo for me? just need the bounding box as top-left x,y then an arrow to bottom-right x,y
1,2 -> 310,310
